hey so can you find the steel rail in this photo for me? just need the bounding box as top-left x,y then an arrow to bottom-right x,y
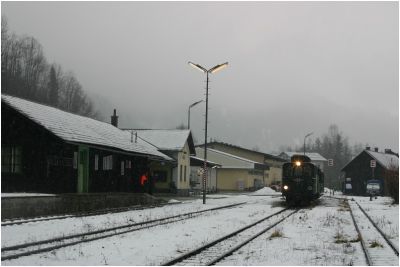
207,209 -> 299,265
348,199 -> 373,266
1,204 -> 155,226
1,202 -> 246,261
355,201 -> 399,256
162,207 -> 298,266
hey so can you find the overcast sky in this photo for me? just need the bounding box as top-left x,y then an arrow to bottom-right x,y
2,1 -> 398,153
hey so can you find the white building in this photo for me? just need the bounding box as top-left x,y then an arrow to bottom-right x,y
124,129 -> 195,195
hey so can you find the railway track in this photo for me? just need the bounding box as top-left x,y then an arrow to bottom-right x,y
348,199 -> 398,266
1,202 -> 245,261
1,203 -> 167,227
162,207 -> 299,266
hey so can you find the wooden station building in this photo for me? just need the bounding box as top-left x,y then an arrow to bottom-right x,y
1,94 -> 173,194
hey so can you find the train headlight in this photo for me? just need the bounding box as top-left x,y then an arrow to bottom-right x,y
283,185 -> 289,190
295,161 -> 301,167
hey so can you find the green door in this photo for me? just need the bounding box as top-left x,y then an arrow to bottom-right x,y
78,145 -> 89,193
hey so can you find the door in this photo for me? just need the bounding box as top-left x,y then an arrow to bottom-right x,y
78,145 -> 89,193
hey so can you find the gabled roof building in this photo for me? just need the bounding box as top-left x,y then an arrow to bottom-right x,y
200,141 -> 286,186
341,147 -> 398,195
122,129 -> 196,195
2,94 -> 172,193
195,147 -> 269,191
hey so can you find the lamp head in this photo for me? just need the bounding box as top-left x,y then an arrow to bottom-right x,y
188,61 -> 207,73
190,100 -> 203,108
209,62 -> 228,73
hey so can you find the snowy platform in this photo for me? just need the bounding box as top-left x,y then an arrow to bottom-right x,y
1,193 -> 164,220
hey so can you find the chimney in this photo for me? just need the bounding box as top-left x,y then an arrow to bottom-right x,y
374,147 -> 379,152
366,146 -> 371,151
111,109 -> 118,127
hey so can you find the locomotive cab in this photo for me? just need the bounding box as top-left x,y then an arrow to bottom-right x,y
282,154 -> 324,205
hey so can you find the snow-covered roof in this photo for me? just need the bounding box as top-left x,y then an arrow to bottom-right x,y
124,129 -> 195,154
190,156 -> 221,167
365,150 -> 398,169
206,141 -> 287,162
2,94 -> 172,161
195,147 -> 267,170
280,152 -> 327,162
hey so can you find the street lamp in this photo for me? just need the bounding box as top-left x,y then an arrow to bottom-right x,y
188,100 -> 203,129
304,132 -> 313,155
189,61 -> 228,204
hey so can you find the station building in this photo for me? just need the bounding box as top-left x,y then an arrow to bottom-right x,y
1,94 -> 173,194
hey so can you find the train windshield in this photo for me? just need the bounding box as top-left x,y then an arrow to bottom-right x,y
283,163 -> 314,178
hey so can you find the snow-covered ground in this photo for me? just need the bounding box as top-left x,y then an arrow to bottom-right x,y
351,196 -> 399,250
1,188 -> 398,265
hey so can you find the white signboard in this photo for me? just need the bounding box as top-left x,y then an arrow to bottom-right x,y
370,160 -> 376,168
328,159 -> 334,166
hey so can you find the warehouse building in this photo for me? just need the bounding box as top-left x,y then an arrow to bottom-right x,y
202,141 -> 286,186
195,147 -> 269,191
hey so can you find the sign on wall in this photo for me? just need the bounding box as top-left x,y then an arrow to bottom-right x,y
370,160 -> 376,168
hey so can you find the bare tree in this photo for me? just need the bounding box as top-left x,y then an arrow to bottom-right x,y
47,65 -> 59,106
19,36 -> 47,100
2,17 -> 98,119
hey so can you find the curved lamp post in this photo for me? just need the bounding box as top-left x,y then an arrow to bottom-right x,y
304,132 -> 313,156
189,61 -> 228,204
188,100 -> 203,129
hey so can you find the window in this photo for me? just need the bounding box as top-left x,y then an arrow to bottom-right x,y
184,166 -> 187,182
126,160 -> 132,169
121,161 -> 124,175
180,165 -> 183,182
94,154 -> 99,171
103,155 -> 113,170
1,146 -> 22,173
73,152 -> 78,169
154,171 -> 167,182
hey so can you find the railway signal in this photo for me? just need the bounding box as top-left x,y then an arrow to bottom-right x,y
328,159 -> 334,166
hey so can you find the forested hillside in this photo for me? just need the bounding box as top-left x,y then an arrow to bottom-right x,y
1,17 -> 97,118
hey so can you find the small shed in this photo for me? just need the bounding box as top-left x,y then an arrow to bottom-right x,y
189,156 -> 221,193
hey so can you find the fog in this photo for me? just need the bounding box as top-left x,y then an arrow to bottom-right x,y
2,1 -> 398,153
